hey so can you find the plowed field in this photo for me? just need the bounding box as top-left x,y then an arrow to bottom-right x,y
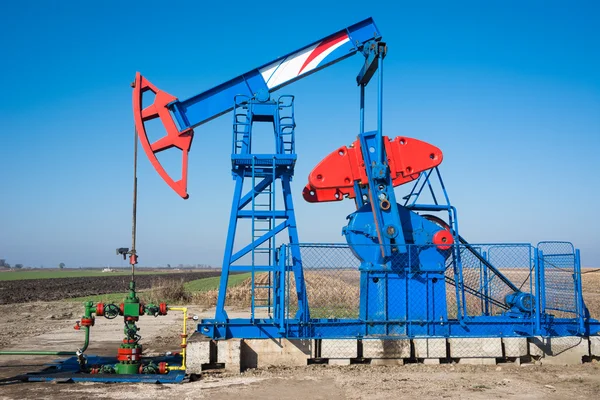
0,271 -> 221,304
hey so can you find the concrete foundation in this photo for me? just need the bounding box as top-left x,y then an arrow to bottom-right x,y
186,335 -> 597,372
449,338 -> 502,359
328,359 -> 352,366
371,358 -> 404,366
217,339 -> 242,372
414,338 -> 447,359
502,337 -> 528,357
241,339 -> 311,369
529,336 -> 589,365
320,339 -> 357,359
362,339 -> 411,359
589,336 -> 600,356
185,333 -> 212,374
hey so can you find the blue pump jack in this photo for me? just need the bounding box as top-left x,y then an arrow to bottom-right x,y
132,18 -> 600,340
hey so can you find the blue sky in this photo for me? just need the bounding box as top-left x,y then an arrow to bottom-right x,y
0,1 -> 598,268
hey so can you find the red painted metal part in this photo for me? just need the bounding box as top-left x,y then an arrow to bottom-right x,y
117,347 -> 141,362
158,361 -> 168,374
96,303 -> 104,316
303,136 -> 443,202
132,72 -> 194,199
433,229 -> 454,250
158,303 -> 168,316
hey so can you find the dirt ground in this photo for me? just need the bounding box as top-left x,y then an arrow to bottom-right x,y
2,357 -> 600,399
0,272 -> 599,399
0,271 -> 221,304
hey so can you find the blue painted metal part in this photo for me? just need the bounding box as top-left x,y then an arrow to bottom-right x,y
200,317 -> 600,339
169,18 -> 382,131
214,95 -> 308,324
198,241 -> 600,339
192,19 -> 598,342
23,356 -> 185,383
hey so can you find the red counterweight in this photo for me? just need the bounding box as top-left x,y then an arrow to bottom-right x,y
303,136 -> 443,202
132,73 -> 194,199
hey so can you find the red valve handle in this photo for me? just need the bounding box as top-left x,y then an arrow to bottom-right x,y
132,72 -> 194,199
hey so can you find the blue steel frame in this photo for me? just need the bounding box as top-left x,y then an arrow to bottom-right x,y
214,94 -> 308,323
168,18 -> 382,131
199,241 -> 599,339
197,45 -> 599,340
194,19 -> 598,341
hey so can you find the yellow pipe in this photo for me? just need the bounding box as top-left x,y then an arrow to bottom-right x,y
167,306 -> 188,371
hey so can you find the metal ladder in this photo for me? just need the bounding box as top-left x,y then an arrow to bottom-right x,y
250,156 -> 277,319
277,95 -> 296,155
233,95 -> 251,155
216,94 -> 307,326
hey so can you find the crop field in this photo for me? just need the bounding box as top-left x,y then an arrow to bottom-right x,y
0,269 -> 190,281
0,270 -> 223,304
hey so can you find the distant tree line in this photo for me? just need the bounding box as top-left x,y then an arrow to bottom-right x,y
0,259 -> 24,269
0,259 -> 63,270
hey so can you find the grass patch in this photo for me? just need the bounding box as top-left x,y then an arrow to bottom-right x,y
185,273 -> 250,292
67,292 -> 133,303
66,273 -> 251,304
0,269 -> 166,281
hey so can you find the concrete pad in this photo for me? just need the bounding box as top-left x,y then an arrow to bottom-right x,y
512,357 -> 522,366
502,337 -> 528,357
371,358 -> 404,366
528,337 -> 544,357
422,358 -> 440,365
457,357 -> 497,365
589,336 -> 600,356
186,333 -> 212,374
529,336 -> 589,365
320,339 -> 357,359
328,359 -> 351,366
449,338 -> 502,358
414,338 -> 447,358
217,339 -> 242,371
242,339 -> 311,368
362,339 -> 410,359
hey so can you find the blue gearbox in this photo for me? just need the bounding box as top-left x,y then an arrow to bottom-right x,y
343,203 -> 453,270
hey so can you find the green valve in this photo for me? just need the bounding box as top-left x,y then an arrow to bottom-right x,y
115,362 -> 140,375
123,302 -> 140,317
